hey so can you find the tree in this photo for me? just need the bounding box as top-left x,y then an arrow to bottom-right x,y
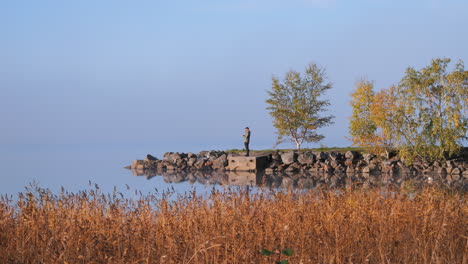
394,58 -> 468,162
349,58 -> 468,162
266,62 -> 334,149
349,80 -> 398,158
369,85 -> 398,157
349,79 -> 377,149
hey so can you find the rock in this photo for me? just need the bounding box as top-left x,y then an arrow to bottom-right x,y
328,152 -> 339,161
194,160 -> 206,169
362,166 -> 370,174
309,167 -> 320,173
297,152 -> 315,165
212,154 -> 228,170
131,160 -> 145,169
281,151 -> 297,165
187,157 -> 197,167
344,159 -> 353,166
268,160 -> 281,169
437,167 -> 447,175
382,160 -> 397,166
145,154 -> 158,161
446,160 -> 454,167
169,153 -> 182,163
462,170 -> 468,178
265,168 -> 275,174
163,152 -> 173,161
314,152 -> 327,161
175,159 -> 186,168
334,165 -> 345,174
166,165 -> 176,171
271,151 -> 282,161
330,160 -> 340,169
285,162 -> 301,172
345,150 -> 357,161
322,164 -> 334,173
450,167 -> 461,175
363,153 -> 374,163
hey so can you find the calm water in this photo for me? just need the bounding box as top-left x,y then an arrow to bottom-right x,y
2,144 -> 465,197
0,144 -> 217,196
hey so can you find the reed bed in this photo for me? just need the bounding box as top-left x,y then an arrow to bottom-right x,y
0,185 -> 466,264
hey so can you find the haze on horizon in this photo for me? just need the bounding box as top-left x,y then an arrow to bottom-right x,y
1,0 -> 467,153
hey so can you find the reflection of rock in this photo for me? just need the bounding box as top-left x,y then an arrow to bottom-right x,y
127,156 -> 466,192
227,171 -> 258,186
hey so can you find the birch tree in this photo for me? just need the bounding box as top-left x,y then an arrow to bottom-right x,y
266,63 -> 334,149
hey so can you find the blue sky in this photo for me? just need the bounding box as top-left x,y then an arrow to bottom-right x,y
1,0 -> 467,152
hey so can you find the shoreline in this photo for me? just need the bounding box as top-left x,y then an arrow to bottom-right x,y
128,149 -> 468,187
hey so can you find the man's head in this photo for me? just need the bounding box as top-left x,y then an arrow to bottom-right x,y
245,127 -> 249,131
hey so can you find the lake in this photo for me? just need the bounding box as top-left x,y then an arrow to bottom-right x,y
0,144 -> 220,197
1,144 -> 465,197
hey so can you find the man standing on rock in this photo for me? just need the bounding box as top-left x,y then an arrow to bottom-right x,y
243,127 -> 250,156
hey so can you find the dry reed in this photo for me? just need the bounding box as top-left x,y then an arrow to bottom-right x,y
0,185 -> 466,264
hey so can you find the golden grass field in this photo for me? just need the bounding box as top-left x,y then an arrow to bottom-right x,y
0,185 -> 466,264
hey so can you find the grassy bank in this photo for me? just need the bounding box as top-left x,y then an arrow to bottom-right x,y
226,146 -> 366,155
0,186 -> 466,263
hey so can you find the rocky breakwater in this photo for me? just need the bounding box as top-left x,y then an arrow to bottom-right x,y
129,150 -> 468,184
130,151 -> 230,173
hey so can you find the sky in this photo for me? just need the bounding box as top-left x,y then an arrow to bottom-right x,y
1,0 -> 467,153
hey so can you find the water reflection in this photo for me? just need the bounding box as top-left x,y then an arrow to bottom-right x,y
129,168 -> 467,192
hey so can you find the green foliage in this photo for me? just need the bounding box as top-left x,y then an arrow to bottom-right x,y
281,248 -> 294,256
394,58 -> 468,162
266,62 -> 335,149
260,247 -> 294,264
349,58 -> 468,163
259,249 -> 273,256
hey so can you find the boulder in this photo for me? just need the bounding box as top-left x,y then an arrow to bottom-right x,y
462,170 -> 468,179
271,151 -> 282,161
362,166 -> 371,174
131,160 -> 145,169
187,157 -> 197,167
328,152 -> 339,161
363,153 -> 374,163
212,154 -> 228,170
145,154 -> 158,161
330,160 -> 340,169
450,167 -> 462,175
345,150 -> 357,161
297,152 -> 315,165
314,152 -> 327,161
163,152 -> 173,161
281,151 -> 297,165
268,160 -> 281,169
194,160 -> 206,169
285,162 -> 301,172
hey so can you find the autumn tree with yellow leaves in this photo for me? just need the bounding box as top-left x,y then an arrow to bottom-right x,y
349,58 -> 468,162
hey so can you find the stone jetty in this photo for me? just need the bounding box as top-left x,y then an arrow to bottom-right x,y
128,150 -> 468,181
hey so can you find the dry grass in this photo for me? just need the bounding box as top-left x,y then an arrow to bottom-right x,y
0,185 -> 466,264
